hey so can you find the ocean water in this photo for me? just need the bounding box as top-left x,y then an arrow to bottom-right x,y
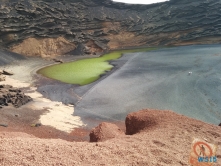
75,44 -> 221,125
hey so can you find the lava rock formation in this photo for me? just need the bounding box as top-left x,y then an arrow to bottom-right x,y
0,85 -> 32,108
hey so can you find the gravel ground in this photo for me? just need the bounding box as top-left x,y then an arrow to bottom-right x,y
0,110 -> 220,166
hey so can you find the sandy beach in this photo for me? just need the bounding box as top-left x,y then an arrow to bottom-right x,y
0,54 -> 90,141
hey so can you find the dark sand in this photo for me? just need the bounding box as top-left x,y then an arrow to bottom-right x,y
75,45 -> 221,126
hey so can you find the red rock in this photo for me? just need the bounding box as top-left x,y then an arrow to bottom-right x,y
125,110 -> 157,135
89,122 -> 124,142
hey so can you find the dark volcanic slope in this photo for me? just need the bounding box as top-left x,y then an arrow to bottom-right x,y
0,0 -> 221,54
0,50 -> 26,65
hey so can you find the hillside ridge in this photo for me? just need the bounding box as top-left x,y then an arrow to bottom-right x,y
1,0 -> 221,56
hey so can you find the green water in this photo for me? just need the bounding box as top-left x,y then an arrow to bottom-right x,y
37,48 -> 156,85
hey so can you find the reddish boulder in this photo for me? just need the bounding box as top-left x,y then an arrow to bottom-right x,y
125,110 -> 157,135
89,122 -> 124,142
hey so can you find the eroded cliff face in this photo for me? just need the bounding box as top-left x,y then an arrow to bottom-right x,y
0,0 -> 221,57
10,37 -> 76,58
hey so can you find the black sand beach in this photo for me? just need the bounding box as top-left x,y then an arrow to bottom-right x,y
74,45 -> 221,126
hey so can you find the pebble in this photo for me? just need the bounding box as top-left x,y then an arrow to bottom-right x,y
0,124 -> 8,127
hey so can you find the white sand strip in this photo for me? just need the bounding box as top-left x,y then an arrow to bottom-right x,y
0,75 -> 85,133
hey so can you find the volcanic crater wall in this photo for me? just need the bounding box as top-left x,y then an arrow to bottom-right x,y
0,0 -> 221,57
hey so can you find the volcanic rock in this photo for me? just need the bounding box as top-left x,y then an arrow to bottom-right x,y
0,0 -> 220,57
89,122 -> 124,142
0,85 -> 32,108
125,110 -> 157,135
53,58 -> 63,63
0,124 -> 8,127
2,70 -> 14,75
31,123 -> 42,127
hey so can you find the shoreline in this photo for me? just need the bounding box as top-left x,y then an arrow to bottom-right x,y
34,52 -> 136,129
0,46 -> 221,165
1,44 -> 221,140
74,44 -> 221,125
0,49 -> 131,140
0,47 -> 148,140
0,55 -> 89,140
36,47 -> 156,86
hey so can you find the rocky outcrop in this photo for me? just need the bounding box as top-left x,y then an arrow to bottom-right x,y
89,122 -> 124,142
90,109 -> 160,142
125,110 -> 157,135
0,0 -> 221,57
0,85 -> 32,108
2,70 -> 13,76
52,58 -> 63,63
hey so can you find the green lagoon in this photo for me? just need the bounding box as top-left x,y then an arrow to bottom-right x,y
37,48 -> 156,85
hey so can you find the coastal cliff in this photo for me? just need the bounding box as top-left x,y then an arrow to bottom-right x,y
0,0 -> 221,57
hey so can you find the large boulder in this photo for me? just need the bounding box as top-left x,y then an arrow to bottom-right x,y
125,110 -> 157,135
89,122 -> 124,142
